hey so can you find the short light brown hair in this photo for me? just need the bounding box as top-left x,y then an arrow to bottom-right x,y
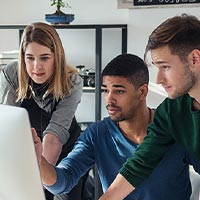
144,13 -> 200,64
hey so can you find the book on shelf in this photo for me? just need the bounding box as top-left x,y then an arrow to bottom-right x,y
0,50 -> 19,59
0,50 -> 19,66
0,58 -> 17,65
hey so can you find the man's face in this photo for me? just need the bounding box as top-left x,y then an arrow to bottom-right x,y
151,46 -> 196,99
101,75 -> 143,122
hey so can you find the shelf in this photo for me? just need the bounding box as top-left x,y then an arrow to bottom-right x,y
0,23 -> 127,122
0,24 -> 127,29
83,87 -> 95,93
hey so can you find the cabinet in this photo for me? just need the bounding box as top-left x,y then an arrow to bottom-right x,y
0,24 -> 127,122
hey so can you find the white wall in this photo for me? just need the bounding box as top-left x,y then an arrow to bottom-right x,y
0,0 -> 128,24
0,1 -> 199,121
127,7 -> 200,82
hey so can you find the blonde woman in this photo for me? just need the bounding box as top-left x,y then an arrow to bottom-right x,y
0,22 -> 84,200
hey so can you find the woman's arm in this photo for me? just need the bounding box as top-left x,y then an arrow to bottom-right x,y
44,74 -> 83,146
99,174 -> 135,200
43,74 -> 83,165
42,133 -> 63,166
0,62 -> 19,105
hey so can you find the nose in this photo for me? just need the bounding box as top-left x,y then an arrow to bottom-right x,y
33,58 -> 43,70
105,91 -> 116,105
156,70 -> 164,84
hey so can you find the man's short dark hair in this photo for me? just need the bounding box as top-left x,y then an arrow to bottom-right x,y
102,53 -> 149,89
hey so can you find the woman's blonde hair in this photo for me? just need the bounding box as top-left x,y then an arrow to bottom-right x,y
17,22 -> 78,102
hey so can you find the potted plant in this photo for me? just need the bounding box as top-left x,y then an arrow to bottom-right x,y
45,0 -> 74,24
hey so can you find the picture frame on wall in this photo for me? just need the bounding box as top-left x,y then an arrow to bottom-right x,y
118,0 -> 200,9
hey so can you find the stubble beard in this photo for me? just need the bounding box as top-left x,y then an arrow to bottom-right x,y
170,63 -> 196,99
110,115 -> 125,123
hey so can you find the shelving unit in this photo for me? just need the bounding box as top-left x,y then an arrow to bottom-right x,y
0,24 -> 128,200
0,24 -> 127,122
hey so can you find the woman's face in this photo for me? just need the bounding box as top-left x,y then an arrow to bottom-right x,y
24,42 -> 55,84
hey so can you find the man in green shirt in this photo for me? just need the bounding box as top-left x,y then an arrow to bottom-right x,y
99,13 -> 200,200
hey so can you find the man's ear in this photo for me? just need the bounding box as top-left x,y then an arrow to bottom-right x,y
138,84 -> 148,100
188,49 -> 200,68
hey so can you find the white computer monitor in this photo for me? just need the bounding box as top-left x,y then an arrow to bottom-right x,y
0,104 -> 45,200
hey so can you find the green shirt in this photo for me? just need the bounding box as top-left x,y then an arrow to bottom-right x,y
120,94 -> 200,187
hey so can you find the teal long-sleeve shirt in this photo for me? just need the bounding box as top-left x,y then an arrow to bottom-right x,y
120,94 -> 200,187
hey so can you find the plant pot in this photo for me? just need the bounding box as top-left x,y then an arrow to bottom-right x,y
45,11 -> 74,24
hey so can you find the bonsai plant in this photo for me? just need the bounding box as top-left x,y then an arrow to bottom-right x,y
45,0 -> 74,24
50,0 -> 71,15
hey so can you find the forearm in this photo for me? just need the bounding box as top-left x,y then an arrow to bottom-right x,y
32,128 -> 58,187
42,133 -> 62,165
99,174 -> 135,200
39,156 -> 57,186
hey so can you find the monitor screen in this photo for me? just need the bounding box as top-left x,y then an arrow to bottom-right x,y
0,104 -> 45,200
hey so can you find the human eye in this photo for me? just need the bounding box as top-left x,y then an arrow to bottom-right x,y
116,90 -> 125,94
101,88 -> 108,94
25,56 -> 34,61
161,65 -> 170,71
40,56 -> 50,61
